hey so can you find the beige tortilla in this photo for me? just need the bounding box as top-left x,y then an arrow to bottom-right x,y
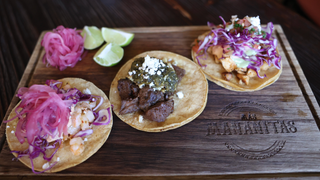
191,31 -> 282,92
6,78 -> 113,173
110,51 -> 208,132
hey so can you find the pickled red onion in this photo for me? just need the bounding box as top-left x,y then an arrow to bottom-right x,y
41,25 -> 84,71
5,84 -> 73,144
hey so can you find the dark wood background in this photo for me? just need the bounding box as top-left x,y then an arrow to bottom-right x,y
1,0 -> 320,123
1,0 -> 320,179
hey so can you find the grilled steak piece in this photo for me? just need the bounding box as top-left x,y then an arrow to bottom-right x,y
138,86 -> 164,112
144,99 -> 174,122
165,92 -> 173,100
118,78 -> 139,100
131,83 -> 139,98
119,97 -> 140,115
172,65 -> 186,83
159,91 -> 174,101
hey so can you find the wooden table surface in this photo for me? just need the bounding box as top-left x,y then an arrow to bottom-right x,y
1,0 -> 320,179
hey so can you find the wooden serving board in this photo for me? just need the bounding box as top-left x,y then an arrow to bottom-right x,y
1,25 -> 320,177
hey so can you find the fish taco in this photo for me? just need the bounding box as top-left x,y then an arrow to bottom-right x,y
5,78 -> 112,173
191,15 -> 282,91
110,51 -> 208,132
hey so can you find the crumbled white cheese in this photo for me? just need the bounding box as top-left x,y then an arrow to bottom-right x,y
149,82 -> 154,87
140,55 -> 165,75
139,115 -> 143,123
128,71 -> 133,76
42,162 -> 50,169
245,15 -> 261,32
231,15 -> 239,23
132,70 -> 136,74
247,16 -> 260,27
176,91 -> 184,99
83,88 -> 91,94
157,70 -> 161,75
226,15 -> 261,32
236,33 -> 240,37
11,130 -> 14,134
143,74 -> 149,79
225,24 -> 234,32
57,157 -> 60,162
84,138 -> 88,142
7,126 -> 10,128
259,40 -> 269,44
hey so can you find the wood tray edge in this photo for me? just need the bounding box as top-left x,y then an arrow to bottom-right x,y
274,25 -> 320,129
1,24 -> 320,155
0,31 -> 46,153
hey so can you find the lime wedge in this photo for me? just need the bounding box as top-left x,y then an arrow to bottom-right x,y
101,27 -> 134,47
93,43 -> 124,67
81,26 -> 104,50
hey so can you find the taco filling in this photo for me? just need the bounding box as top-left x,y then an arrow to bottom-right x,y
192,15 -> 281,86
117,55 -> 185,122
5,79 -> 111,173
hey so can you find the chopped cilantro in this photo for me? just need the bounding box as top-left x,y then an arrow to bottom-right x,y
249,28 -> 255,33
234,23 -> 242,28
261,30 -> 267,38
227,48 -> 231,50
234,23 -> 244,30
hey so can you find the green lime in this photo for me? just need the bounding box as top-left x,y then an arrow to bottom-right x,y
81,26 -> 104,50
93,43 -> 124,67
101,27 -> 134,47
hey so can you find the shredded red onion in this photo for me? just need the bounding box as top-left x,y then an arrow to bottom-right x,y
92,107 -> 112,126
41,25 -> 84,71
197,16 -> 281,78
73,129 -> 93,138
92,96 -> 104,112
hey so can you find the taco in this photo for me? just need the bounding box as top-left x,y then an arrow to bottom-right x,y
5,78 -> 112,173
110,51 -> 208,132
191,15 -> 282,91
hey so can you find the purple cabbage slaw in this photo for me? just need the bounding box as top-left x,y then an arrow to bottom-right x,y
196,16 -> 281,78
6,79 -> 112,173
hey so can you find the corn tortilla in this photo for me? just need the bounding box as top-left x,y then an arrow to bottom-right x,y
191,31 -> 282,92
6,77 -> 113,173
110,51 -> 208,132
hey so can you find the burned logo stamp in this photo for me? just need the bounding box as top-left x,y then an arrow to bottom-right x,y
225,140 -> 286,160
207,101 -> 296,159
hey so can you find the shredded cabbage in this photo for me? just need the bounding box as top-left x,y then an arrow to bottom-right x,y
197,16 -> 281,78
41,26 -> 84,71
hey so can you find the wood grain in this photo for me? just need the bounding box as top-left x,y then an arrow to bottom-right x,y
1,0 -> 320,128
1,0 -> 320,179
1,25 -> 320,178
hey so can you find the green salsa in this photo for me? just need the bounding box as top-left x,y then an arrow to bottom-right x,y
128,57 -> 179,93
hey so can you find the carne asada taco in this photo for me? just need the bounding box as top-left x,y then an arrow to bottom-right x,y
191,15 -> 282,91
5,78 -> 112,173
110,51 -> 208,132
